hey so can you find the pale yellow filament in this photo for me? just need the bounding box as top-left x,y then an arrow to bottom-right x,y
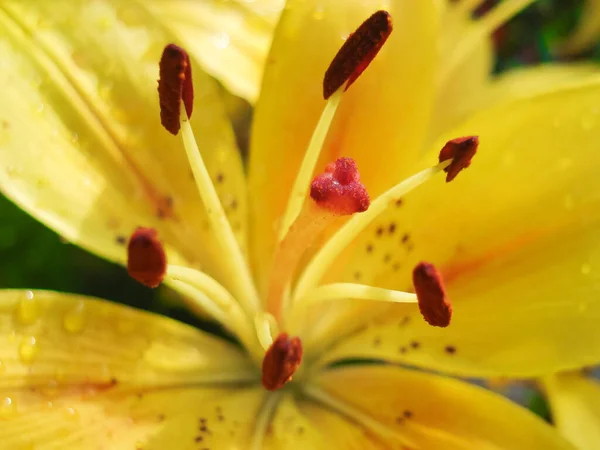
278,89 -> 344,241
294,160 -> 450,299
179,108 -> 259,314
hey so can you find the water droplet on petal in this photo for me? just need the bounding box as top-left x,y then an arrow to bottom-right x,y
213,31 -> 230,49
581,263 -> 592,275
0,397 -> 15,419
63,407 -> 80,421
63,301 -> 85,333
19,336 -> 38,364
15,291 -> 38,325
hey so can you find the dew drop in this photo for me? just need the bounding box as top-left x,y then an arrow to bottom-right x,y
19,336 -> 38,364
213,31 -> 230,49
581,263 -> 592,276
0,397 -> 15,419
15,291 -> 38,325
63,407 -> 80,421
313,6 -> 325,20
63,301 -> 85,334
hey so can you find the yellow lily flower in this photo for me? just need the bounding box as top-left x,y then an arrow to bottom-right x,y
542,372 -> 600,450
0,0 -> 598,448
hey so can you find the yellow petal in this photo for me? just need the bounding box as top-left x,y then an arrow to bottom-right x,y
556,0 -> 600,55
314,76 -> 600,377
0,384 -> 264,449
263,394 -> 384,449
145,0 -> 284,103
0,289 -> 261,448
309,365 -> 575,450
0,290 -> 253,387
485,64 -> 600,106
543,372 -> 600,450
0,1 -> 248,289
427,1 -> 494,141
248,0 -> 440,286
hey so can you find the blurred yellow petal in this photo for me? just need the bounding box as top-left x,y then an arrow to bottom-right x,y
543,372 -> 600,450
484,64 -> 600,106
313,77 -> 600,377
308,366 -> 574,450
428,1 -> 494,141
0,1 -> 248,290
556,0 -> 600,55
263,394 -> 385,449
248,0 -> 440,286
0,289 -> 261,449
146,0 -> 284,103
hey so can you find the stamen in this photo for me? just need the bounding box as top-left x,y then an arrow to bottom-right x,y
268,158 -> 369,319
438,136 -> 479,182
323,10 -> 393,99
159,43 -> 259,314
254,312 -> 280,350
294,160 -> 451,299
127,227 -> 166,288
261,333 -> 303,391
278,89 -> 343,240
158,44 -> 193,135
296,283 -> 417,307
278,10 -> 392,239
412,262 -> 452,327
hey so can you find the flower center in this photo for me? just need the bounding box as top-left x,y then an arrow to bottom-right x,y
128,9 -> 482,393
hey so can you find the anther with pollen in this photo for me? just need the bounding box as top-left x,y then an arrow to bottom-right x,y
158,43 -> 194,135
127,227 -> 167,288
412,262 -> 452,327
261,333 -> 303,391
323,10 -> 393,99
438,136 -> 479,182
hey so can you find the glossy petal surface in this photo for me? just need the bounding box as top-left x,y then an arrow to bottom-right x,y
0,289 -> 260,449
0,1 -> 248,291
310,366 -> 575,450
248,0 -> 440,287
313,77 -> 600,377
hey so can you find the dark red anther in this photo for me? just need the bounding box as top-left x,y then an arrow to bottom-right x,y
158,44 -> 194,135
323,10 -> 393,99
127,227 -> 167,288
261,333 -> 303,391
412,262 -> 452,327
438,136 -> 479,182
310,157 -> 370,215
